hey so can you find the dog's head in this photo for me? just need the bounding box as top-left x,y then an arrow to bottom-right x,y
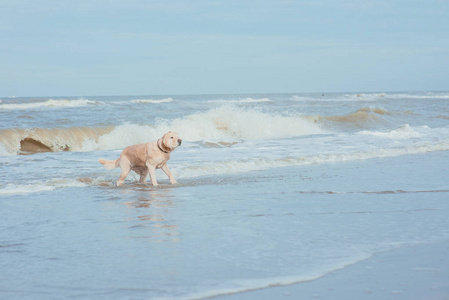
161,131 -> 182,151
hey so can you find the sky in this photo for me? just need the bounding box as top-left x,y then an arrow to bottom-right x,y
1,0 -> 448,97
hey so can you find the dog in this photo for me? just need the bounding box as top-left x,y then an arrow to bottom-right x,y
99,131 -> 182,187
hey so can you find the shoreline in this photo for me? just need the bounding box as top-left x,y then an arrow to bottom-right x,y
211,240 -> 449,300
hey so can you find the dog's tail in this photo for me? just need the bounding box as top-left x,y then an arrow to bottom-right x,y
98,158 -> 119,170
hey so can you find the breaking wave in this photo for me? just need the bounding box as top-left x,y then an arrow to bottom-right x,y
131,98 -> 174,104
290,93 -> 386,102
311,107 -> 392,128
0,105 -> 324,155
349,93 -> 386,100
94,105 -> 324,151
358,124 -> 425,139
0,127 -> 113,155
2,104 -> 441,156
0,98 -> 100,110
208,98 -> 272,104
384,93 -> 449,100
290,92 -> 449,102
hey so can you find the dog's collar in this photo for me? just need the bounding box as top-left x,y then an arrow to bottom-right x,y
157,139 -> 169,153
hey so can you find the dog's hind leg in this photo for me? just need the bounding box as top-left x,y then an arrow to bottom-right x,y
139,168 -> 148,184
117,158 -> 131,187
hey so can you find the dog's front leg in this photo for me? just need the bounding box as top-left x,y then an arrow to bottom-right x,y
147,164 -> 158,186
161,164 -> 177,184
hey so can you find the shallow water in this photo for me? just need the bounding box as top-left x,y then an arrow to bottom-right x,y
1,92 -> 449,299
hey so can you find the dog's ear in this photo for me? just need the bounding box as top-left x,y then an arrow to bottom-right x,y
161,132 -> 170,149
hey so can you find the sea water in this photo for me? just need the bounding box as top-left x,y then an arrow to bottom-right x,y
1,92 -> 449,299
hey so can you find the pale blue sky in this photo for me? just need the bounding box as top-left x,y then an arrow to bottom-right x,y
1,0 -> 448,97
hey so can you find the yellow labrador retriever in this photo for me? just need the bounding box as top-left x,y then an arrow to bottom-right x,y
99,132 -> 182,186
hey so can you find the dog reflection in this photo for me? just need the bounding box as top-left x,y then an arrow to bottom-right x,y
123,193 -> 179,242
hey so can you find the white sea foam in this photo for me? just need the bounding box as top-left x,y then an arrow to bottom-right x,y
170,105 -> 323,140
358,124 -> 425,139
319,93 -> 386,102
172,140 -> 449,179
131,98 -> 174,104
0,179 -> 87,196
290,92 -> 449,102
0,143 -> 14,156
0,99 -> 100,110
345,92 -> 449,101
155,254 -> 371,300
385,93 -> 449,100
290,95 -> 311,101
96,123 -> 157,151
0,183 -> 56,195
290,93 -> 386,102
208,98 -> 272,104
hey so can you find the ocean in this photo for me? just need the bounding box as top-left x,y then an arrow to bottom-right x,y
1,92 -> 449,299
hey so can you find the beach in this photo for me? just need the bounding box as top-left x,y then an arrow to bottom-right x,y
1,92 -> 449,299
